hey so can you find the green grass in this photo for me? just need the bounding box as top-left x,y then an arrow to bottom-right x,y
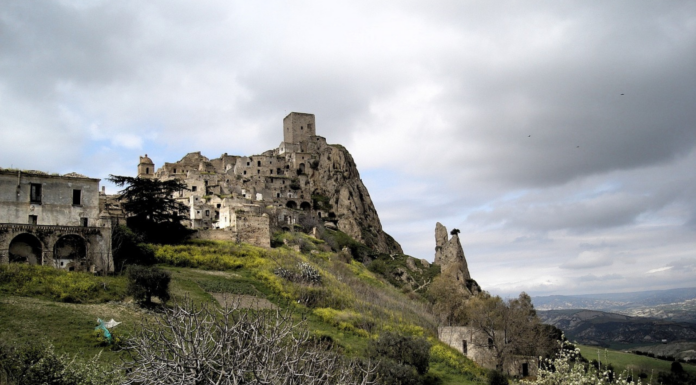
0,295 -> 142,365
0,238 -> 486,384
577,344 -> 696,377
0,264 -> 128,303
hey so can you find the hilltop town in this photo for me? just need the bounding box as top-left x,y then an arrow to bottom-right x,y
135,112 -> 402,254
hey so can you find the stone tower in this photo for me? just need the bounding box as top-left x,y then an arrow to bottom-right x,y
138,154 -> 155,179
283,112 -> 316,144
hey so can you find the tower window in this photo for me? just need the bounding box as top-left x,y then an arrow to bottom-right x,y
257,161 -> 261,167
30,184 -> 42,204
192,186 -> 198,192
146,167 -> 150,174
72,189 -> 81,206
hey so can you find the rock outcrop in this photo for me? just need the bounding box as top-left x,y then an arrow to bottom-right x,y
307,144 -> 402,254
433,222 -> 480,295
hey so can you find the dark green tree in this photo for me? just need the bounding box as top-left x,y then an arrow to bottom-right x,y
126,265 -> 171,305
108,175 -> 191,243
368,331 -> 431,384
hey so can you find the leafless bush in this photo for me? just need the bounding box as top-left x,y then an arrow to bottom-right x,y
274,262 -> 322,285
121,297 -> 374,385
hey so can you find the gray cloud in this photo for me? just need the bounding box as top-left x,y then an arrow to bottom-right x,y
1,0 -> 694,296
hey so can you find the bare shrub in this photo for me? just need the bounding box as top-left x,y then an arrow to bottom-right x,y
121,297 -> 375,385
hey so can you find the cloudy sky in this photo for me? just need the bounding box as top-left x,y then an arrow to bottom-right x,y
2,1 -> 695,297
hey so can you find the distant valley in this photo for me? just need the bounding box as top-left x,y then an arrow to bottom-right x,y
533,287 -> 696,323
535,287 -> 696,352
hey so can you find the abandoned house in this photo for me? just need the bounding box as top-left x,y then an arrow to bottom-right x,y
0,169 -> 113,272
438,326 -> 537,378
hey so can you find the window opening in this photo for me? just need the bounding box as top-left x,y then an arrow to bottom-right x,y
462,340 -> 467,354
30,183 -> 42,204
28,215 -> 38,225
81,218 -> 88,227
205,210 -> 210,216
146,167 -> 149,174
257,161 -> 261,167
72,189 -> 81,206
192,186 -> 197,192
216,204 -> 221,208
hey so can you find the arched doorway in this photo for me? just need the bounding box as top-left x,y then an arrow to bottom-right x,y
300,201 -> 311,211
8,233 -> 43,265
54,235 -> 86,271
298,163 -> 305,175
286,200 -> 297,209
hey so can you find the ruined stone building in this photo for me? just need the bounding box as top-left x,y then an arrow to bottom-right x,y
433,222 -> 534,377
438,326 -> 537,378
0,169 -> 113,272
139,112 -> 402,253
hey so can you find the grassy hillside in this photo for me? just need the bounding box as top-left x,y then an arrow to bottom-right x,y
577,344 -> 696,379
0,233 -> 487,384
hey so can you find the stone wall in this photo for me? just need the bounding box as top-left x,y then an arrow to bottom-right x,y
438,326 -> 537,377
0,170 -> 101,227
193,212 -> 270,248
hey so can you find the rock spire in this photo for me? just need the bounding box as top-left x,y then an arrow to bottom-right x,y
433,222 -> 480,295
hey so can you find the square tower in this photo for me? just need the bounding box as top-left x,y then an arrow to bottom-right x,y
283,112 -> 316,145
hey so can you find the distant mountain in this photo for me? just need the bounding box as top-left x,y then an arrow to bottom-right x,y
538,309 -> 696,347
533,287 -> 696,323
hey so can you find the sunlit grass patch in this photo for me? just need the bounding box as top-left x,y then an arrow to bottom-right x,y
0,264 -> 127,303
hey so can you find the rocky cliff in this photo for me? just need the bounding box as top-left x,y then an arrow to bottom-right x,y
307,144 -> 402,255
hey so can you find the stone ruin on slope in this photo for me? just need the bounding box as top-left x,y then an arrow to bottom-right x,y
135,112 -> 402,253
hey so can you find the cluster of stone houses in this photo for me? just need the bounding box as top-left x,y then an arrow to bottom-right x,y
0,112 -> 328,271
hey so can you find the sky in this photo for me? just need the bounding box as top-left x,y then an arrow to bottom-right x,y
1,1 -> 695,297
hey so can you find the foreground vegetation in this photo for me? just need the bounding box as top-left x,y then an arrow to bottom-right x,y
0,234 -> 487,384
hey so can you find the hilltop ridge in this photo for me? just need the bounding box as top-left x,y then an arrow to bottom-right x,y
136,112 -> 402,254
